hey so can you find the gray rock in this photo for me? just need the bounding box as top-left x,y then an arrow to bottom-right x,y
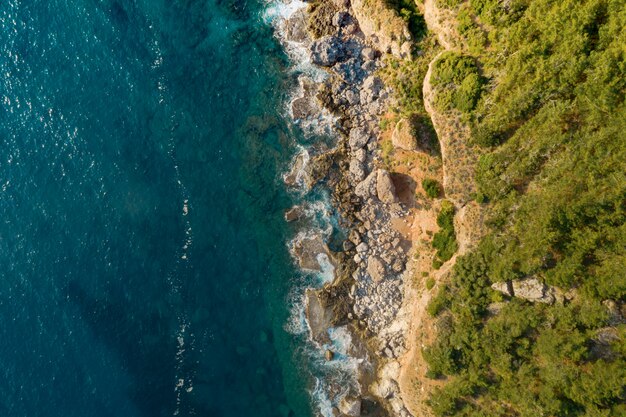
354,148 -> 366,163
345,89 -> 360,105
360,75 -> 383,103
361,47 -> 376,61
367,256 -> 386,282
310,36 -> 347,67
376,169 -> 398,204
334,58 -> 366,83
355,170 -> 378,199
491,278 -> 556,304
348,126 -> 371,150
349,158 -> 366,182
356,242 -> 369,253
361,59 -> 377,72
513,278 -> 555,303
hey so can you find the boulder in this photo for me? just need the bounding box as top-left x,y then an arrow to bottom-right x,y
310,36 -> 347,67
513,278 -> 555,303
338,396 -> 361,417
292,234 -> 330,271
491,278 -> 556,304
354,148 -> 366,163
373,378 -> 398,399
361,47 -> 376,61
325,349 -> 335,361
360,75 -> 383,104
391,118 -> 417,151
367,256 -> 386,282
355,170 -> 378,199
348,127 -> 371,151
349,158 -> 366,182
376,170 -> 398,204
334,58 -> 366,84
345,89 -> 360,105
305,289 -> 334,344
284,206 -> 304,222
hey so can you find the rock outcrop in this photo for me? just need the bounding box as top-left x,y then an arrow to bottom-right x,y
391,118 -> 417,151
310,36 -> 348,66
376,169 -> 398,204
350,0 -> 412,58
491,277 -> 558,304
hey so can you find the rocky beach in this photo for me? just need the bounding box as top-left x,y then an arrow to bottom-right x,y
269,0 -> 426,415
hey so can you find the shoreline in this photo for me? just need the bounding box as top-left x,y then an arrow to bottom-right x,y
267,0 -> 423,415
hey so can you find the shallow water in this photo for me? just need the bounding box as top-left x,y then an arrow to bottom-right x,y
0,0 -> 317,415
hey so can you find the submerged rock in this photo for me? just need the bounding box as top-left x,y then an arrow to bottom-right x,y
284,206 -> 304,222
284,153 -> 307,187
292,234 -> 331,271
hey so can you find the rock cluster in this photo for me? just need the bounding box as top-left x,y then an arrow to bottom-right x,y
279,1 -> 414,416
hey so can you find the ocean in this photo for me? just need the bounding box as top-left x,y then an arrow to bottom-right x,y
0,0 -> 327,415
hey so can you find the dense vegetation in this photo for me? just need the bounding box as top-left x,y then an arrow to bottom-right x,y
432,200 -> 458,268
417,0 -> 626,415
430,51 -> 484,113
423,178 -> 442,198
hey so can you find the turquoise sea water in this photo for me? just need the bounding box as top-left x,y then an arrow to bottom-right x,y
0,0 -> 316,415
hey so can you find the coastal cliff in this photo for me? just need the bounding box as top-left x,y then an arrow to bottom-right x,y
277,0 -> 455,414
276,0 -> 626,415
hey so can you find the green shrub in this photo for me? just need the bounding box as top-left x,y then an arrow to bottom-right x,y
427,285 -> 449,317
422,178 -> 442,198
426,277 -> 436,290
432,201 -> 458,263
431,52 -> 484,113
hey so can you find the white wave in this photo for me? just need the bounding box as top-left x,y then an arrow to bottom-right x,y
316,253 -> 335,285
262,0 -> 308,22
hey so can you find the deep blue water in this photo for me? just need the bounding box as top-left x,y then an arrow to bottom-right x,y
0,0 -> 311,415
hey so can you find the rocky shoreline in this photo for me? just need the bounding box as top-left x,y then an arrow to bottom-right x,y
273,1 -> 417,415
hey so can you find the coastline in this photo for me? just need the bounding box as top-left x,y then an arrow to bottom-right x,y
266,0 -> 427,415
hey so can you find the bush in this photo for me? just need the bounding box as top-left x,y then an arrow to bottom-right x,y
431,52 -> 484,113
426,277 -> 436,290
427,285 -> 450,317
423,178 -> 442,198
432,201 -> 458,263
